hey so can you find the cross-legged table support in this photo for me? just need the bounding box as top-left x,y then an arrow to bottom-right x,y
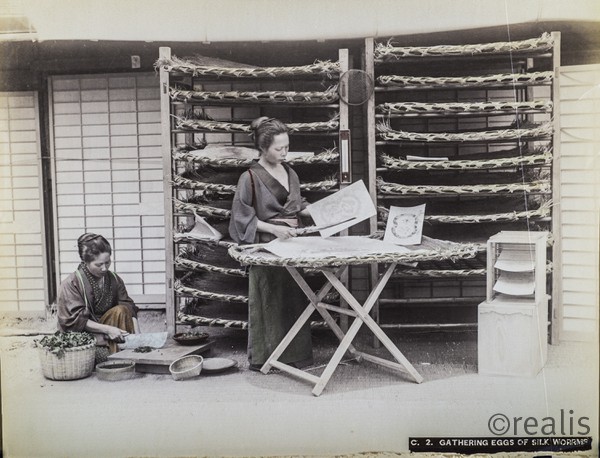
260,262 -> 424,396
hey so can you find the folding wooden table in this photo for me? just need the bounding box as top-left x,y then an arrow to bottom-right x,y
228,237 -> 478,396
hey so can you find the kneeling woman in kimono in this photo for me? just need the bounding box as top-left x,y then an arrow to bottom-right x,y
229,117 -> 313,371
57,233 -> 139,356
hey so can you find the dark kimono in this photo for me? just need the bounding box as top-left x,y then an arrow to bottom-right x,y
229,162 -> 313,367
57,266 -> 138,348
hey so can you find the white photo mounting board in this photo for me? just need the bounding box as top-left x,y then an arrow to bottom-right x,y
383,204 -> 426,246
306,180 -> 376,237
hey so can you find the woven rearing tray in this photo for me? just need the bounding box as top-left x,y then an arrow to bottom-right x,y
227,236 -> 480,269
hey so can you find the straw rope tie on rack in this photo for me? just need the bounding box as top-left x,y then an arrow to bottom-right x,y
298,178 -> 338,192
177,312 -> 249,329
174,280 -> 248,303
177,312 -> 329,330
174,115 -> 340,133
227,241 -> 479,269
156,57 -> 341,78
392,261 -> 553,278
376,178 -> 551,196
174,199 -> 232,219
377,122 -> 553,143
374,33 -> 554,61
173,175 -> 338,193
376,71 -> 554,89
169,86 -> 339,104
376,100 -> 552,116
172,148 -> 339,168
175,255 -> 247,277
377,201 -> 552,224
379,150 -> 552,171
172,234 -> 236,248
394,268 -> 486,278
172,176 -> 237,194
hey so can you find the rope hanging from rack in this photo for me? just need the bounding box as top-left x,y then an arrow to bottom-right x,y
376,178 -> 551,196
377,200 -> 552,224
374,32 -> 553,61
379,149 -> 552,171
169,86 -> 339,104
173,115 -> 340,133
376,100 -> 552,116
172,148 -> 339,168
172,175 -> 339,193
376,71 -> 554,89
155,56 -> 341,78
377,122 -> 553,143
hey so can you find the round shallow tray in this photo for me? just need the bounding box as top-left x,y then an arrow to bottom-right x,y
95,360 -> 136,381
173,332 -> 210,346
202,357 -> 238,374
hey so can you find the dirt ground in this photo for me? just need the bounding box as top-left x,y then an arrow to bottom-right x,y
1,312 -> 598,458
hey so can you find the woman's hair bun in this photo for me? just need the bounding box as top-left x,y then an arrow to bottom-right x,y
77,232 -> 112,262
250,116 -> 271,131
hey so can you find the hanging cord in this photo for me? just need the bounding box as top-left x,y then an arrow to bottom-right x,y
504,4 -> 533,233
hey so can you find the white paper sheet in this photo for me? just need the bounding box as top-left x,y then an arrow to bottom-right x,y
193,147 -> 313,162
263,236 -> 409,259
306,180 -> 376,237
494,248 -> 535,272
186,215 -> 223,241
199,145 -> 259,160
493,271 -> 535,296
383,204 -> 426,246
286,151 -> 314,160
406,155 -> 449,161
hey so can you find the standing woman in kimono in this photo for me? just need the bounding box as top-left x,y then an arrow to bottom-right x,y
57,233 -> 139,356
229,117 -> 313,371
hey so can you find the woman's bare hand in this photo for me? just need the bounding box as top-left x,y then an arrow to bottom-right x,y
270,225 -> 297,240
106,326 -> 129,342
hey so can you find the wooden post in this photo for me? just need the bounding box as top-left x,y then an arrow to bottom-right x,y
159,47 -> 176,336
550,31 -> 561,344
338,48 -> 350,331
364,37 -> 381,347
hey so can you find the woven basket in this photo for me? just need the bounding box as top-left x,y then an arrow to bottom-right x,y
169,355 -> 204,381
37,343 -> 96,381
95,360 -> 136,382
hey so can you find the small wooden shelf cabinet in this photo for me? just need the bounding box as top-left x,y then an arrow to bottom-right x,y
478,231 -> 549,377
